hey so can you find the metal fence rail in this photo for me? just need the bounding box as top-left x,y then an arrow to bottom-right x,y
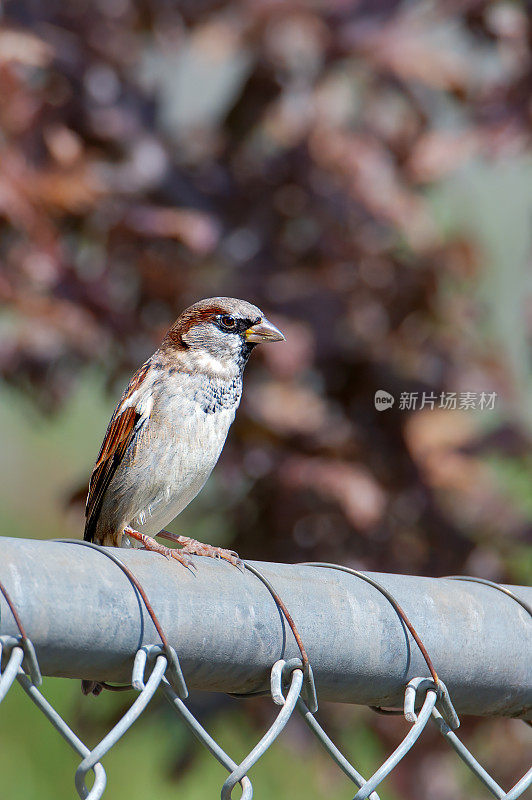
0,536 -> 530,800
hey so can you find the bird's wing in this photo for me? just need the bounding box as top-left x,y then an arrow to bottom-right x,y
84,361 -> 152,542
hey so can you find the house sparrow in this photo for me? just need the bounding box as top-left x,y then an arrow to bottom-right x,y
84,296 -> 284,559
81,298 -> 284,694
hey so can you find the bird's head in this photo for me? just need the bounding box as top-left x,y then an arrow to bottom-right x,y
163,297 -> 285,377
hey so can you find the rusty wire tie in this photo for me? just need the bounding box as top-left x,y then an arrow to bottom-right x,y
228,560 -> 318,712
299,562 -> 459,727
0,577 -> 42,687
55,539 -> 187,698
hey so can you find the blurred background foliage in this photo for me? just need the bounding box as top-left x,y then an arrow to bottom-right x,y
0,0 -> 531,798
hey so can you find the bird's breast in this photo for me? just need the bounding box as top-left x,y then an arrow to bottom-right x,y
126,373 -> 242,533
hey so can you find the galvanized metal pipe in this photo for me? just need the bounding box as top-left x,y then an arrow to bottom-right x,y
0,537 -> 530,718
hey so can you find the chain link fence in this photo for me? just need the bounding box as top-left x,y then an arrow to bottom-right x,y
0,536 -> 530,799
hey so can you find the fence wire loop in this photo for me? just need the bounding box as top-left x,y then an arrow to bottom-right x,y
0,633 -> 42,688
0,640 -> 25,703
75,650 -> 168,800
271,656 -> 318,713
20,635 -> 42,686
353,681 -> 439,800
133,643 -> 188,698
405,676 -> 460,730
221,660 -> 304,800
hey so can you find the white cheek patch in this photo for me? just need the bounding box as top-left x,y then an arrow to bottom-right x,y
183,325 -> 242,378
191,351 -> 228,376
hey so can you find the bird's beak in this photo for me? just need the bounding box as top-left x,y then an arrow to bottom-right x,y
245,317 -> 285,343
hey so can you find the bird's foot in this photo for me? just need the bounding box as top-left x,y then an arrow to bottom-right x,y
157,531 -> 242,569
180,540 -> 242,568
124,527 -> 196,571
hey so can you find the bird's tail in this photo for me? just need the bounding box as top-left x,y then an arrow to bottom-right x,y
81,679 -> 103,696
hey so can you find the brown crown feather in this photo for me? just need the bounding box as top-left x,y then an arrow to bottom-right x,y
161,298 -> 250,350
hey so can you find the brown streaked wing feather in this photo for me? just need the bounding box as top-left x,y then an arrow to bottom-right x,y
84,362 -> 151,542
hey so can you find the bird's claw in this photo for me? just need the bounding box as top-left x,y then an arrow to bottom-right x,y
169,547 -> 197,572
214,551 -> 244,571
178,540 -> 242,569
219,550 -> 244,571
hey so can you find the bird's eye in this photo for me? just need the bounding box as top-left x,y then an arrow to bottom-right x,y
219,315 -> 237,331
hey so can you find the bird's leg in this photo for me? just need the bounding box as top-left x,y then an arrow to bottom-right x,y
157,530 -> 242,568
124,526 -> 195,570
